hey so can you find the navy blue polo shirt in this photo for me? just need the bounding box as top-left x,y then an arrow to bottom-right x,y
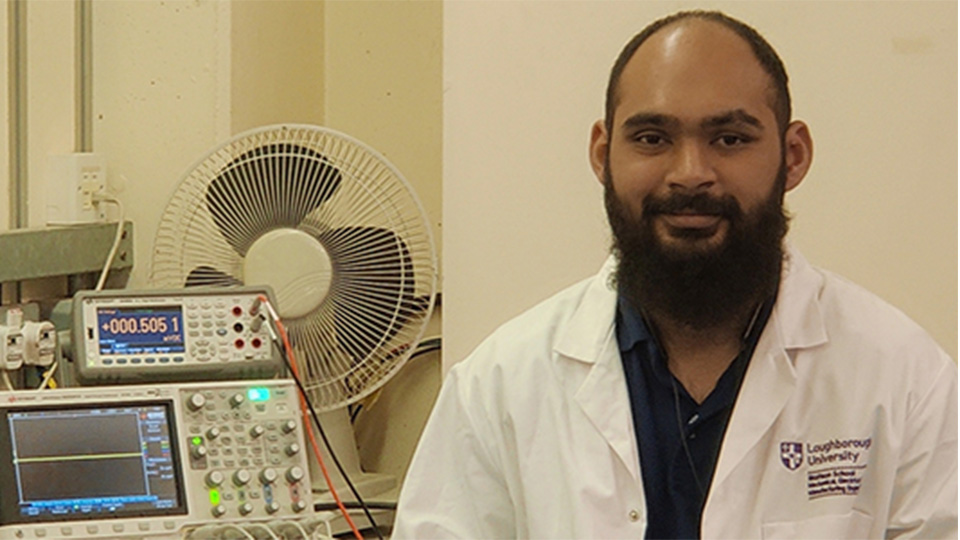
616,296 -> 774,539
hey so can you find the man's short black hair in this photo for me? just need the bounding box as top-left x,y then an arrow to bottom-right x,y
604,10 -> 791,135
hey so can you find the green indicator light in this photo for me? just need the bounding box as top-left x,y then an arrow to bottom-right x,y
191,437 -> 202,446
248,387 -> 270,402
209,489 -> 220,506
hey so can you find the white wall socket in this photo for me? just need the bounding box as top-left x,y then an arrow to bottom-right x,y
46,153 -> 107,224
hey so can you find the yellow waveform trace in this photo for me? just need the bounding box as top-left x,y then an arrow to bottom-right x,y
16,451 -> 142,464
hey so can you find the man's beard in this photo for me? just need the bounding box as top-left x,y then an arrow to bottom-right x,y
604,165 -> 790,330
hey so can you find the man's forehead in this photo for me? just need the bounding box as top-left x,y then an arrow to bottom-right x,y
614,19 -> 778,128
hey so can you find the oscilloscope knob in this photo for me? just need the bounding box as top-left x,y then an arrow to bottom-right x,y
211,504 -> 227,518
265,501 -> 280,514
259,468 -> 278,485
191,445 -> 208,459
239,502 -> 253,516
285,466 -> 304,484
187,393 -> 206,412
284,443 -> 300,457
206,426 -> 221,439
205,471 -> 224,488
281,420 -> 297,434
233,469 -> 252,487
229,393 -> 245,408
249,424 -> 265,438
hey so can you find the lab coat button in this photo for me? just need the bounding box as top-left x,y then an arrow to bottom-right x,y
628,509 -> 640,522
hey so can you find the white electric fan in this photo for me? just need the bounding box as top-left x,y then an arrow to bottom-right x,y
150,124 -> 437,499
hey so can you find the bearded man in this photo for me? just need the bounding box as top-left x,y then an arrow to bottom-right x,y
394,10 -> 957,540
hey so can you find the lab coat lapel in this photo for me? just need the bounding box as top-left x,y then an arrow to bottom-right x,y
573,341 -> 641,484
555,257 -> 642,484
710,246 -> 828,493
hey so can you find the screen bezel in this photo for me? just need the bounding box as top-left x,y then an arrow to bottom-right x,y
0,399 -> 188,525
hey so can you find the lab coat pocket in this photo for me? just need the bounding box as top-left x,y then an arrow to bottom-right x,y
761,509 -> 874,539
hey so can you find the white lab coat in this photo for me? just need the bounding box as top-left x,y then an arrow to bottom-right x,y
394,247 -> 958,539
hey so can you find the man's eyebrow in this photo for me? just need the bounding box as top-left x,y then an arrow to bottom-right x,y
620,113 -> 681,131
701,109 -> 764,130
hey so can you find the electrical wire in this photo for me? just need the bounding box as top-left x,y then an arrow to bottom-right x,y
37,362 -> 57,389
349,336 -> 441,423
219,524 -> 256,540
315,501 -> 397,512
244,522 -> 280,540
93,195 -> 125,291
285,520 -> 312,540
258,296 -> 382,540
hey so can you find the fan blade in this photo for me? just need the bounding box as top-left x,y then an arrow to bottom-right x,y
325,226 -> 425,364
206,143 -> 343,256
185,265 -> 243,288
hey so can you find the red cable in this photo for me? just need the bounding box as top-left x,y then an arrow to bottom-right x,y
261,297 -> 364,540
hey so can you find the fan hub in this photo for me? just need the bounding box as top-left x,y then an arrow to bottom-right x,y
243,228 -> 331,319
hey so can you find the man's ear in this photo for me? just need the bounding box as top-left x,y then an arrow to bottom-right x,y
589,120 -> 609,185
783,120 -> 813,193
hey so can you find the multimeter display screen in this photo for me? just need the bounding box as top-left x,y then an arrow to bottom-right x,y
96,306 -> 185,355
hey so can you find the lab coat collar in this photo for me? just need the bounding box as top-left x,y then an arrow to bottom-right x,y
774,244 -> 829,350
554,255 -> 619,364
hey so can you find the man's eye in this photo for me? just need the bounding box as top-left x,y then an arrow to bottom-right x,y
635,133 -> 666,146
715,134 -> 751,147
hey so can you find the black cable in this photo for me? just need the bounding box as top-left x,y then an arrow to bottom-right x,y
349,337 -> 442,423
315,501 -> 398,512
412,337 -> 441,357
671,376 -> 707,498
273,336 -> 385,540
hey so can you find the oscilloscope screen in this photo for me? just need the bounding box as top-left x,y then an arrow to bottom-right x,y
0,402 -> 186,523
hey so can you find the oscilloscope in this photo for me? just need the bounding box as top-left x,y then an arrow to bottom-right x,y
62,287 -> 281,385
0,379 -> 316,539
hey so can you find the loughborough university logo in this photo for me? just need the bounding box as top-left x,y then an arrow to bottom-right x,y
780,442 -> 803,471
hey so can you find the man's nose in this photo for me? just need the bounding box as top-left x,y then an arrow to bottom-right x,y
665,141 -> 717,191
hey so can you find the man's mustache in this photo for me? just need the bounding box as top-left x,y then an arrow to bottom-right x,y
642,191 -> 741,219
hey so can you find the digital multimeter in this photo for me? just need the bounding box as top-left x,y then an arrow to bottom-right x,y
67,287 -> 281,385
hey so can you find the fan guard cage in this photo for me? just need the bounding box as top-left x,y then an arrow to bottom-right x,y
150,124 -> 437,411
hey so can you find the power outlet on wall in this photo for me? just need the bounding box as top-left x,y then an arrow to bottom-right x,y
46,153 -> 107,225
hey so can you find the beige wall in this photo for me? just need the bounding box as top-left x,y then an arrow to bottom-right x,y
324,0 -> 443,268
443,1 -> 958,366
